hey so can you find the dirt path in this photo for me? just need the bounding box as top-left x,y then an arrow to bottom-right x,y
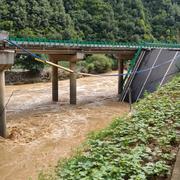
0,72 -> 129,180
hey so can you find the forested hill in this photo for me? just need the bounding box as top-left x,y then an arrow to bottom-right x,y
0,0 -> 179,42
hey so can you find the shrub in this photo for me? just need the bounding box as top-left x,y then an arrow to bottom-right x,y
15,54 -> 45,73
80,54 -> 113,74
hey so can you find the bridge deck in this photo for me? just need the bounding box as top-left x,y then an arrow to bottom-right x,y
3,37 -> 180,55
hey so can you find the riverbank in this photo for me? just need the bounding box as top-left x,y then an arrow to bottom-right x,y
5,68 -> 72,85
47,75 -> 180,180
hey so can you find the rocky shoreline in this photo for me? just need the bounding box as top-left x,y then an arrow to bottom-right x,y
5,68 -> 77,85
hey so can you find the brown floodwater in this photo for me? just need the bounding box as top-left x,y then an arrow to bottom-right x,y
0,72 -> 129,180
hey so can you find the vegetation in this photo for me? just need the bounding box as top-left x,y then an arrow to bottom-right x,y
0,0 -> 179,42
14,54 -> 114,74
1,0 -> 179,72
39,75 -> 180,180
79,55 -> 113,73
15,54 -> 45,73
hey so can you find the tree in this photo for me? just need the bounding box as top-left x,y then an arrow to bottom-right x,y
15,54 -> 45,73
0,0 -> 179,42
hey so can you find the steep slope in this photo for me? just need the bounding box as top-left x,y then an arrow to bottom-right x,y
0,0 -> 179,42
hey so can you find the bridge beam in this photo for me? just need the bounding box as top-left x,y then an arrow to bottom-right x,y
48,53 -> 84,62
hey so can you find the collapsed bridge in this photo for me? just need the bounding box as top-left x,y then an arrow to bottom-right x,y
0,33 -> 180,137
5,37 -> 180,102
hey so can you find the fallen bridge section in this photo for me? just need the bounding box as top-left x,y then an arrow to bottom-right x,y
121,49 -> 180,103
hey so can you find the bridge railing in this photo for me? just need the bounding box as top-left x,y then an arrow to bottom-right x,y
123,48 -> 142,84
8,37 -> 180,49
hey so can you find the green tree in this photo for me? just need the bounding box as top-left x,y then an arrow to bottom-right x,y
0,0 -> 179,42
82,54 -> 113,73
15,54 -> 45,73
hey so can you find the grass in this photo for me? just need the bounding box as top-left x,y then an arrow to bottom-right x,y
39,75 -> 180,180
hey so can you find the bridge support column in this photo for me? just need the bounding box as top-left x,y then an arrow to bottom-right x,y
0,50 -> 15,138
50,56 -> 59,102
52,64 -> 59,102
116,51 -> 135,98
0,70 -> 6,138
49,53 -> 84,104
118,59 -> 124,95
70,61 -> 77,105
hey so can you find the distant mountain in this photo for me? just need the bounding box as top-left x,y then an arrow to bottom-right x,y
0,0 -> 179,42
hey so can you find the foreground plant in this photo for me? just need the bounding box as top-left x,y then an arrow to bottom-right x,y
40,75 -> 180,180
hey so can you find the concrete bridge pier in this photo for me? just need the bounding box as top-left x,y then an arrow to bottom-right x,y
116,51 -> 135,97
0,70 -> 6,137
49,53 -> 84,104
0,50 -> 15,138
52,60 -> 59,102
118,59 -> 124,95
70,61 -> 77,105
49,55 -> 59,102
116,54 -> 125,96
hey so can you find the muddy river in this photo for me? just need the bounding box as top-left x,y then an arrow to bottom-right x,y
0,72 -> 129,180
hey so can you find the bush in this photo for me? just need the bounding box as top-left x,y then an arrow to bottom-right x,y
79,54 -> 113,74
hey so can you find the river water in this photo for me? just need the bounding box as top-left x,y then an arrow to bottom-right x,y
0,72 -> 129,180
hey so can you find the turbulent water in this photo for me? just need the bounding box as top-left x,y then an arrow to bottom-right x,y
0,72 -> 129,180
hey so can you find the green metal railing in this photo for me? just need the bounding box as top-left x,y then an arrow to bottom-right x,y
8,37 -> 180,49
123,48 -> 142,84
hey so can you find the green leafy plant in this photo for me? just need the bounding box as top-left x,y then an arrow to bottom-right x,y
80,54 -> 113,74
40,75 -> 180,180
15,54 -> 45,73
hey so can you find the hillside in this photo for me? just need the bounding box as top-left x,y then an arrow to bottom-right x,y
0,0 -> 179,42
